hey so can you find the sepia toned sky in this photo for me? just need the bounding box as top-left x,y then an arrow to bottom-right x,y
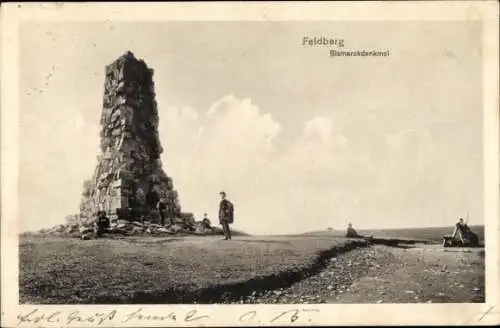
19,21 -> 483,234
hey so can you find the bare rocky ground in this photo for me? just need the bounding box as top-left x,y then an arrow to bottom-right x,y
241,244 -> 484,304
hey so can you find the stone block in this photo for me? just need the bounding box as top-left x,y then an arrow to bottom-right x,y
111,128 -> 122,137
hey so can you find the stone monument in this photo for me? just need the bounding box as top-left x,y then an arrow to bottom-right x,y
80,51 -> 182,223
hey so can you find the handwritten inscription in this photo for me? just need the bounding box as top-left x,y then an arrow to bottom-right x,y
184,309 -> 210,322
239,310 -> 257,322
16,307 -> 320,326
239,308 -> 320,324
17,308 -> 117,326
477,306 -> 499,322
17,309 -> 61,326
123,308 -> 177,322
17,308 -> 212,326
66,310 -> 117,325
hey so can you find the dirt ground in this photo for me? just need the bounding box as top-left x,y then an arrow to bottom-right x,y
20,234 -> 484,304
246,243 -> 485,304
333,245 -> 484,303
19,234 -> 362,304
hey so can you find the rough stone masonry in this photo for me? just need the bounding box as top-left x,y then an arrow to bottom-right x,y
79,51 -> 183,223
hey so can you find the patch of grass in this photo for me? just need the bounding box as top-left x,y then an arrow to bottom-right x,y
20,235 -> 359,304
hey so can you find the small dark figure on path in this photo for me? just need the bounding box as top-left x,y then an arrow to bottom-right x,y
95,211 -> 110,237
219,191 -> 234,240
157,198 -> 167,225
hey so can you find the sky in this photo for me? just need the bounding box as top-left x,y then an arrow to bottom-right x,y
19,21 -> 483,234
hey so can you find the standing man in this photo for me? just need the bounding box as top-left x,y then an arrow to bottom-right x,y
157,198 -> 167,226
218,191 -> 234,240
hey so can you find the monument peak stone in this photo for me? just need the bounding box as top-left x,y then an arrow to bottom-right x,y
80,52 -> 181,222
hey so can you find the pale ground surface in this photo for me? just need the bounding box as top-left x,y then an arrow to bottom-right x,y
332,245 -> 484,303
20,233 -> 485,304
20,234 -> 362,304
246,244 -> 485,304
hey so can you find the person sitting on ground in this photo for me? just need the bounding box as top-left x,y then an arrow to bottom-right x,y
345,223 -> 362,238
202,213 -> 211,229
94,211 -> 110,237
451,218 -> 466,242
451,217 -> 478,245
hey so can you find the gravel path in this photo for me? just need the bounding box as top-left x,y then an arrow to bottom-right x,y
240,244 -> 484,304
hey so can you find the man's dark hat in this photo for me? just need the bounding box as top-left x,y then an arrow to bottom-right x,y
220,191 -> 226,196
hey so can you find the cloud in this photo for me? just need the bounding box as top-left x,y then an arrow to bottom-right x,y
297,116 -> 348,159
159,99 -> 479,233
303,117 -> 333,144
161,97 -> 460,234
158,97 -> 355,234
159,95 -> 285,232
303,116 -> 348,145
181,107 -> 198,120
203,95 -> 282,159
19,95 -> 481,234
207,94 -> 235,117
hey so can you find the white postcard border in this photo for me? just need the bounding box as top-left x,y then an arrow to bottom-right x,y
2,2 -> 499,326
